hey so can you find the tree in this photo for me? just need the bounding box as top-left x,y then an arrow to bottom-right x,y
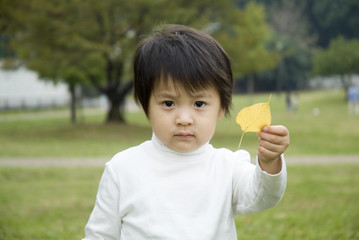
0,0 -> 18,59
312,36 -> 359,91
263,0 -> 313,92
3,0 -> 279,121
3,0 -> 150,123
239,0 -> 359,48
235,0 -> 313,93
305,0 -> 359,47
215,2 -> 280,95
2,0 -> 235,122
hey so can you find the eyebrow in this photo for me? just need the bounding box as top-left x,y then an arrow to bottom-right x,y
190,92 -> 213,99
154,92 -> 179,99
154,91 -> 213,99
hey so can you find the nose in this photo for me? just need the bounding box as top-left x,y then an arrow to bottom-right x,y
175,107 -> 193,126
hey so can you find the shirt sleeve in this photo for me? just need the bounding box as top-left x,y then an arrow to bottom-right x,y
83,162 -> 121,240
232,151 -> 287,215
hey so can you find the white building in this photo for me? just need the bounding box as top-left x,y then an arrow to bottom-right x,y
309,75 -> 359,89
0,67 -> 70,110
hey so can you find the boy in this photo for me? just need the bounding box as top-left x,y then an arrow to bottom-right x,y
83,24 -> 289,240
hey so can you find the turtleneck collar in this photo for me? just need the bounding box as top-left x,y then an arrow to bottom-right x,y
151,133 -> 211,158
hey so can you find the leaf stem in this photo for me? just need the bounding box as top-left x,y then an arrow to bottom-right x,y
237,131 -> 245,150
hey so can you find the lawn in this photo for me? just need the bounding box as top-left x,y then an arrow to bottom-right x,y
1,90 -> 359,239
0,165 -> 358,239
1,90 -> 358,158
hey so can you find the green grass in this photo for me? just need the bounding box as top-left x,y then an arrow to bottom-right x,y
0,165 -> 358,239
235,165 -> 359,240
1,90 -> 358,158
213,90 -> 359,155
1,90 -> 359,239
0,168 -> 103,240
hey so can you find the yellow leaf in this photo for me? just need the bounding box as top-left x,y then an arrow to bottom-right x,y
235,94 -> 272,149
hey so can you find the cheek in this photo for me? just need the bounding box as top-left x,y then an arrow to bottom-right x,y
149,112 -> 171,136
152,123 -> 166,138
197,114 -> 218,133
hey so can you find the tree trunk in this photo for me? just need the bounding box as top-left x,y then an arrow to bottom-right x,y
276,60 -> 284,93
106,95 -> 125,123
105,81 -> 133,123
247,74 -> 255,103
69,83 -> 77,124
247,74 -> 255,94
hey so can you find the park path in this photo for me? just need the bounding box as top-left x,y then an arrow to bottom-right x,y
0,155 -> 359,168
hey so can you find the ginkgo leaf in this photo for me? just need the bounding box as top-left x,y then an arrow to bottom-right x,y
235,94 -> 272,149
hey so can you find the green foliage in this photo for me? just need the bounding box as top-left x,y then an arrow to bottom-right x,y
215,2 -> 279,77
260,0 -> 313,92
2,0 -> 280,120
235,0 -> 359,92
258,34 -> 312,91
311,37 -> 359,81
214,2 -> 280,94
240,0 -> 359,48
306,0 -> 359,47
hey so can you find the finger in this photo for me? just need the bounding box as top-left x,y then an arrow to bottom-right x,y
258,138 -> 288,157
262,125 -> 289,137
258,138 -> 285,153
258,132 -> 288,146
257,145 -> 281,162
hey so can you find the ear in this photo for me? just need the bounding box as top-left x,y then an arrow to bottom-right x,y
218,109 -> 225,119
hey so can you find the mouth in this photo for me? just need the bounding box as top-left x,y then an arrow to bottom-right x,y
174,132 -> 194,140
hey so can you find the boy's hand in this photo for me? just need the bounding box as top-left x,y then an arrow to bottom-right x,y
256,125 -> 289,174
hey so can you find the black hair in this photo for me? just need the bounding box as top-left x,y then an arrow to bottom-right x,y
133,24 -> 233,116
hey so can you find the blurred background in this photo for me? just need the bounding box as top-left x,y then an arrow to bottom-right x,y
1,0 -> 358,123
1,0 -> 359,239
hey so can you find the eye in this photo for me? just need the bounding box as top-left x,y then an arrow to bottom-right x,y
163,101 -> 175,108
194,101 -> 206,108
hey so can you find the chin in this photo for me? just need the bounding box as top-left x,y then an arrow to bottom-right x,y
174,144 -> 200,153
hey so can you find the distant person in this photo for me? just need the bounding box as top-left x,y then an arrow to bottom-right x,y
82,24 -> 289,240
286,91 -> 292,113
347,84 -> 359,116
292,92 -> 299,113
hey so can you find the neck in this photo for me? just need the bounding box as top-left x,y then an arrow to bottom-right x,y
151,133 -> 210,157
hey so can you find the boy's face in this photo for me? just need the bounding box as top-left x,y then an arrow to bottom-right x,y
148,79 -> 225,153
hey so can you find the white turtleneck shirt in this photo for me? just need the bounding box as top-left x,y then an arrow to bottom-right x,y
83,134 -> 287,240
